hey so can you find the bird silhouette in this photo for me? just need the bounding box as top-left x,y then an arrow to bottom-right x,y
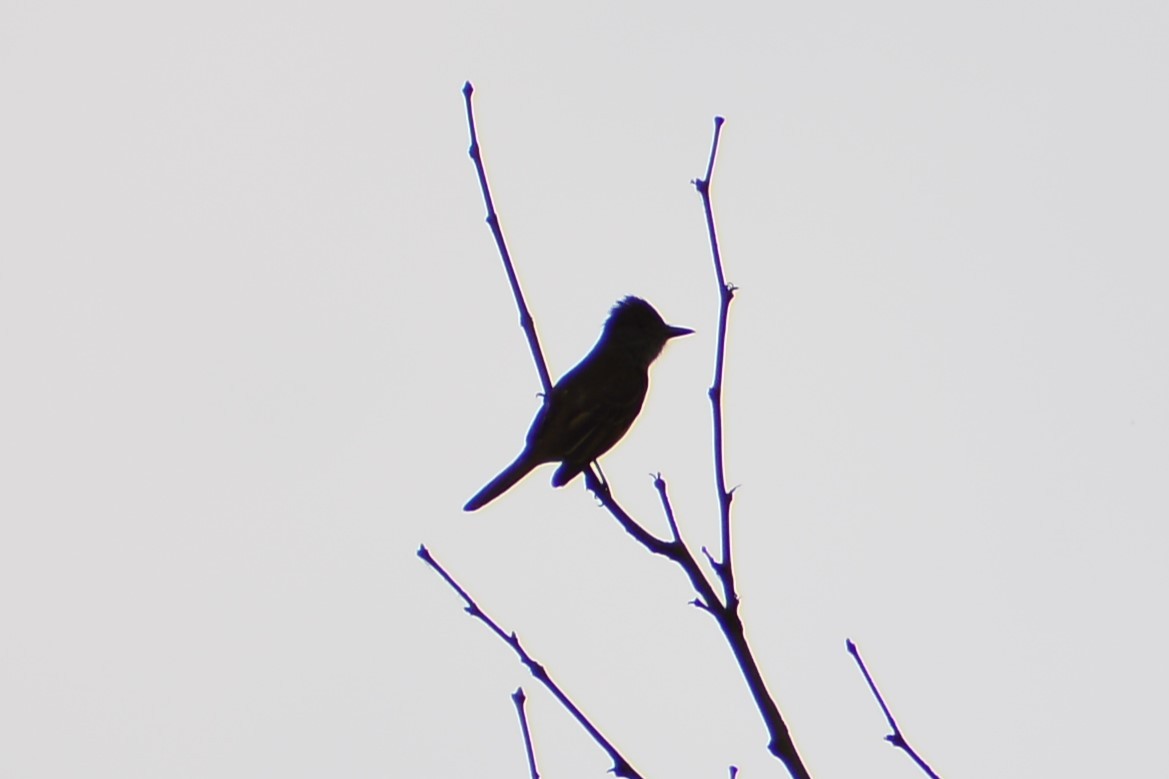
464,297 -> 692,511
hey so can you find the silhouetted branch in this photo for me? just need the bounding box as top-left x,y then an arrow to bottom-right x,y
585,470 -> 722,613
847,639 -> 941,779
693,115 -> 738,605
589,476 -> 808,778
462,81 -> 552,395
454,91 -> 811,778
511,688 -> 540,779
418,545 -> 643,779
584,467 -> 674,554
692,117 -> 809,779
652,473 -> 683,542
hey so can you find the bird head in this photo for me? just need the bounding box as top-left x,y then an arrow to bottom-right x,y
603,296 -> 693,364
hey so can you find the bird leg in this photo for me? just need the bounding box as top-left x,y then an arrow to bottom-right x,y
592,460 -> 609,489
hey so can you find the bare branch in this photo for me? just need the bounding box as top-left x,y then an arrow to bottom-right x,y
846,639 -> 941,779
585,469 -> 722,615
418,545 -> 643,779
511,688 -> 540,779
455,94 -> 811,778
589,477 -> 807,779
585,467 -> 674,555
692,117 -> 810,779
652,472 -> 683,542
462,81 -> 553,395
692,115 -> 738,607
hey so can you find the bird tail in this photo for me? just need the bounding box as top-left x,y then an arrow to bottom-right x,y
463,453 -> 540,512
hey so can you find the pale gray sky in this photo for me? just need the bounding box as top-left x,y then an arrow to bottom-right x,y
3,2 -> 1167,777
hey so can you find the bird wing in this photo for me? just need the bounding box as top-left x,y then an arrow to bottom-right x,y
525,351 -> 649,467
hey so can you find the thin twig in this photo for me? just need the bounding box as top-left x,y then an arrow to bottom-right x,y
462,81 -> 552,395
585,467 -> 674,556
418,545 -> 643,779
693,116 -> 738,607
846,639 -> 941,779
511,688 -> 540,779
652,473 -> 683,542
585,470 -> 720,613
692,118 -> 809,779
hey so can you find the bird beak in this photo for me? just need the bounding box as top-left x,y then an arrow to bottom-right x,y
665,325 -> 694,339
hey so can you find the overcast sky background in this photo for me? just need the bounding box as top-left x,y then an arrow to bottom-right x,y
3,2 -> 1167,777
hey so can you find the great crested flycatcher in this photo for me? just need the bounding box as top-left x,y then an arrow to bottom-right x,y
464,296 -> 692,511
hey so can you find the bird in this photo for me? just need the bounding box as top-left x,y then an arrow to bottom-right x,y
464,296 -> 693,511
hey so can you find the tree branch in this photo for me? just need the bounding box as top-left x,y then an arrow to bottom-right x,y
511,688 -> 540,779
418,545 -> 643,779
455,91 -> 811,779
691,116 -> 810,779
463,81 -> 552,395
652,473 -> 683,543
847,639 -> 941,779
693,115 -> 738,606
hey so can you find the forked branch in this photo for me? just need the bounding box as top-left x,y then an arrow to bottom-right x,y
443,87 -> 811,779
419,546 -> 642,779
847,639 -> 941,778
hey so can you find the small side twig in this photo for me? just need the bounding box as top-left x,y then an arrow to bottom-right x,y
584,467 -> 675,556
511,688 -> 540,779
846,639 -> 941,779
652,473 -> 683,542
462,81 -> 552,395
418,545 -> 643,779
585,469 -> 720,614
